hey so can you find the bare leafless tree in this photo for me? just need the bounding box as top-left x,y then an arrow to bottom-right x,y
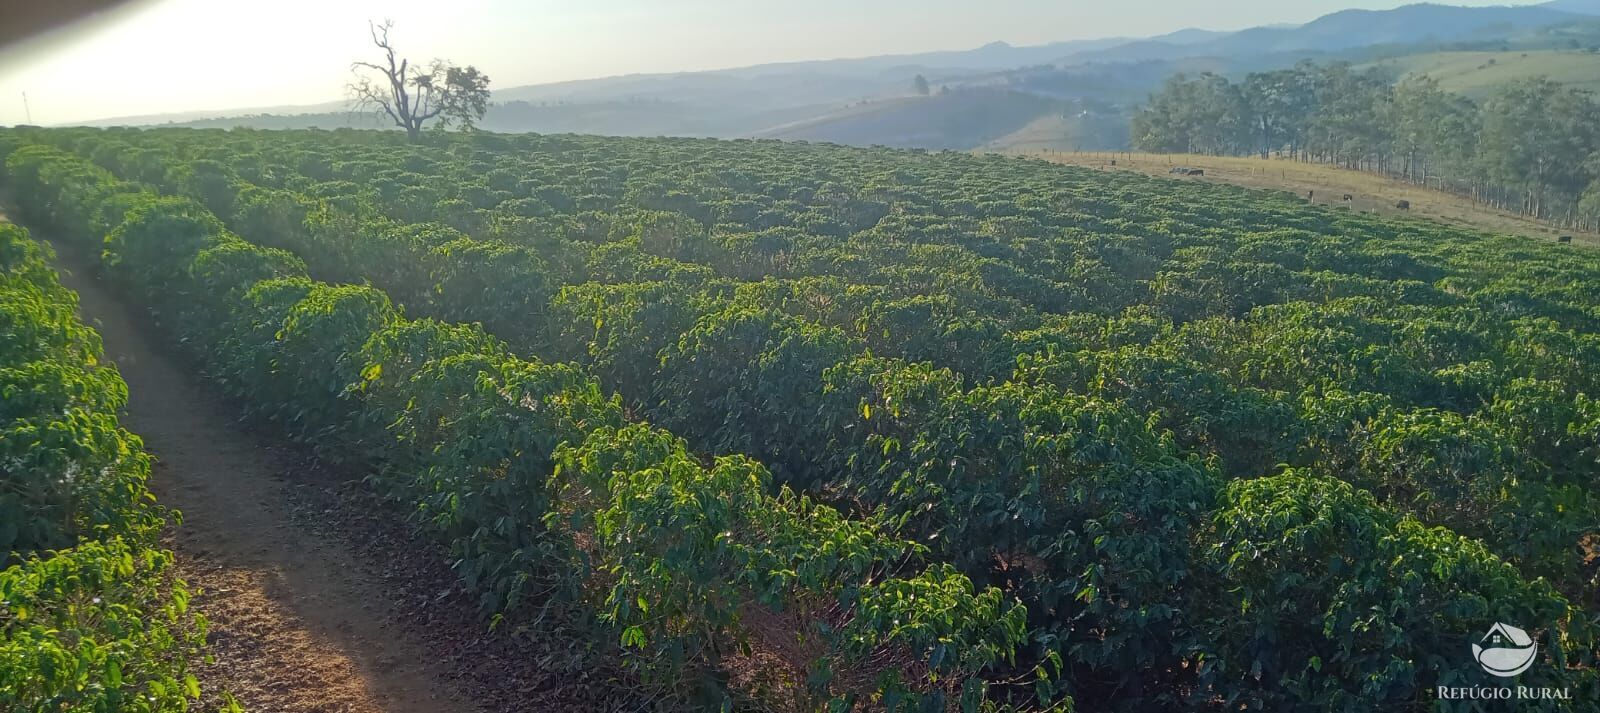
349,20 -> 489,140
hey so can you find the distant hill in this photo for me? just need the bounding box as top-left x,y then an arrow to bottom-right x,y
151,111 -> 386,130
478,99 -> 832,137
491,68 -> 897,110
755,89 -> 1056,150
979,111 -> 1131,153
1543,0 -> 1600,15
65,2 -> 1600,153
67,21 -> 1244,133
1155,28 -> 1237,45
1056,3 -> 1585,64
484,28 -> 1242,113
78,100 -> 346,128
1216,3 -> 1578,52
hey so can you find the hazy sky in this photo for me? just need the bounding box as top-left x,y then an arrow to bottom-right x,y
0,0 -> 1547,124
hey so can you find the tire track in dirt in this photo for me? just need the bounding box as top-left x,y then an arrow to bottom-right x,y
35,226 -> 483,713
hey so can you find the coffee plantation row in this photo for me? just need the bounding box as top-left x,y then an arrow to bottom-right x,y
0,220 -> 207,709
3,126 -> 1598,710
1,139 -> 1039,711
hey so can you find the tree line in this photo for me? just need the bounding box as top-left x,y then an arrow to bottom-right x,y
1131,61 -> 1600,230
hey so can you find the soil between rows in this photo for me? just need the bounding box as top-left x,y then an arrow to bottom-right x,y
28,217 -> 638,713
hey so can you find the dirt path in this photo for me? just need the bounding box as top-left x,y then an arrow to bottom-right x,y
0,191 -> 648,711
27,224 -> 485,712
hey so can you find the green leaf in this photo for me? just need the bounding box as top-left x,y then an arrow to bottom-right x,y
620,625 -> 647,649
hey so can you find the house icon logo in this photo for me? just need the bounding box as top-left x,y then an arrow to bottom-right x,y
1472,623 -> 1537,677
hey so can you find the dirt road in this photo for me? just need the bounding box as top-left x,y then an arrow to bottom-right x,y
34,223 -> 483,712
0,190 -> 645,711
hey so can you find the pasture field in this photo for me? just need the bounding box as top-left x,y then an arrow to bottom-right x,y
1366,49 -> 1600,98
1022,150 -> 1600,246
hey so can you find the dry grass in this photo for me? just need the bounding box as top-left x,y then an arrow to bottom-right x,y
1006,151 -> 1599,247
1365,50 -> 1600,99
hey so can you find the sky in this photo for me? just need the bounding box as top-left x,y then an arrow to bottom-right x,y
0,0 -> 1550,125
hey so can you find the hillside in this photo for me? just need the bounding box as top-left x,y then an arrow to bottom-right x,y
1023,150 -> 1598,245
1368,48 -> 1600,96
1544,0 -> 1600,14
1217,3 -> 1577,53
487,3 -> 1594,114
979,111 -> 1130,152
1053,2 -> 1586,64
756,88 -> 1056,148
